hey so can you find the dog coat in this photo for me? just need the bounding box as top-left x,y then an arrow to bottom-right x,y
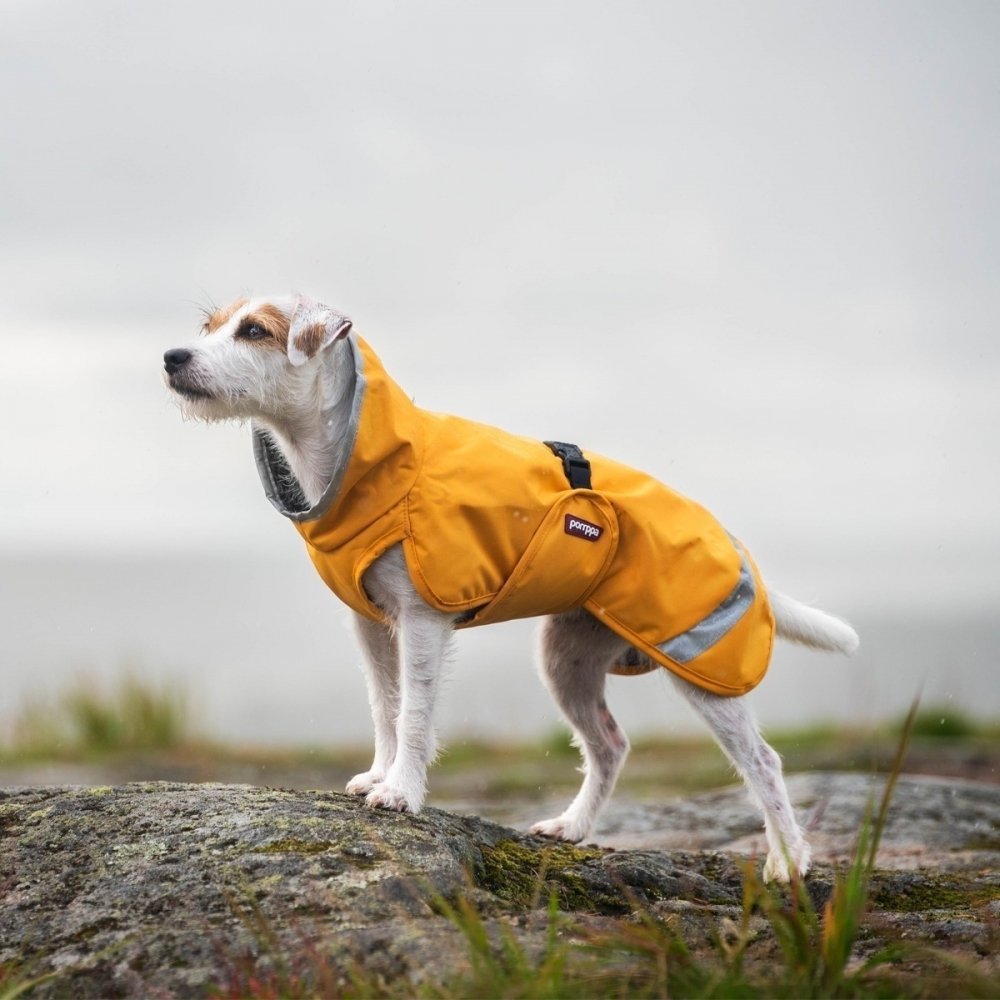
253,335 -> 774,696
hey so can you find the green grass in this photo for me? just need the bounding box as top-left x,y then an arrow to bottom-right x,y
2,671 -> 188,760
0,962 -> 65,1000
904,705 -> 978,740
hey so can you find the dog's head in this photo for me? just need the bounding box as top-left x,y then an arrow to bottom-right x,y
163,295 -> 352,422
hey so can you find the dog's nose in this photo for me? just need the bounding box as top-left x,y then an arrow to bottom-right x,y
163,348 -> 193,374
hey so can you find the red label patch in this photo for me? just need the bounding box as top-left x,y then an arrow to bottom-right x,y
564,514 -> 603,541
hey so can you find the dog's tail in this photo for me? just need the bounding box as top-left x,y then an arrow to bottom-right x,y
767,589 -> 860,655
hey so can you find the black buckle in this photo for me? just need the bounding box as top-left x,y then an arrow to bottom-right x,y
544,440 -> 592,490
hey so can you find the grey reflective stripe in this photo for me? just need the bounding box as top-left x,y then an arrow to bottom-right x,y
657,551 -> 755,665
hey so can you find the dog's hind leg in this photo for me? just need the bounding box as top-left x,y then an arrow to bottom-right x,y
346,613 -> 400,796
668,674 -> 810,882
531,609 -> 631,844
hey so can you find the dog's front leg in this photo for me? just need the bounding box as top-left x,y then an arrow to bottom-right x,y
365,603 -> 452,813
346,614 -> 401,796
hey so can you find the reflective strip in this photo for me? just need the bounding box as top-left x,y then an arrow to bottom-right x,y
657,550 -> 755,664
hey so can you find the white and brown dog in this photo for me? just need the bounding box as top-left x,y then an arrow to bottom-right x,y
164,293 -> 858,882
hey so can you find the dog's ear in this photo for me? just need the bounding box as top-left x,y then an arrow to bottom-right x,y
287,296 -> 353,367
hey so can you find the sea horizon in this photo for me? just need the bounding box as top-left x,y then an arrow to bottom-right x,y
3,550 -> 997,749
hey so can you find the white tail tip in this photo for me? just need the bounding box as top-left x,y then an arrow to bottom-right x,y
768,590 -> 859,655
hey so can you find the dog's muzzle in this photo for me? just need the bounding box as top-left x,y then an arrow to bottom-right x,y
164,348 -> 213,399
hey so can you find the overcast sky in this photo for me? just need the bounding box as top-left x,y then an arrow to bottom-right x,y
1,1 -> 998,615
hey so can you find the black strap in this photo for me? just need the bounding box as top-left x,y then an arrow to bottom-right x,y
544,440 -> 592,489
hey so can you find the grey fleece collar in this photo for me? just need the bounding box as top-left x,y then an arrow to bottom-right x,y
251,334 -> 368,523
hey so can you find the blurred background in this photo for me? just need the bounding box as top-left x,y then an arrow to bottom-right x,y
1,1 -> 998,754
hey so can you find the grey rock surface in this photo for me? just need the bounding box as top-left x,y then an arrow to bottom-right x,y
587,771 -> 1000,869
0,776 -> 996,997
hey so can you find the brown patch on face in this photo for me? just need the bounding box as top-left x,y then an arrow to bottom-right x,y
290,321 -> 329,361
204,297 -> 248,333
240,304 -> 291,350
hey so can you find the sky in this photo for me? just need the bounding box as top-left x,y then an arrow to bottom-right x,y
2,0 -> 999,620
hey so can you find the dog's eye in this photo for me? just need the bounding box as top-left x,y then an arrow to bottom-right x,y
236,321 -> 270,341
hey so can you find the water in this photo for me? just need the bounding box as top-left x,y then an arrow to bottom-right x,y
2,551 -> 997,748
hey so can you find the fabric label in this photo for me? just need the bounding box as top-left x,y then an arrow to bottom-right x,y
564,514 -> 603,541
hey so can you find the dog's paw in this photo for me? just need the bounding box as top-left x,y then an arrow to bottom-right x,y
365,782 -> 421,814
530,816 -> 588,843
345,770 -> 383,796
763,842 -> 811,884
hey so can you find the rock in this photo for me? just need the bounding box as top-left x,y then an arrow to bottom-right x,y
589,771 -> 1000,870
0,775 -> 996,997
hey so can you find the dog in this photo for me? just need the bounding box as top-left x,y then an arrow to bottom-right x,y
164,293 -> 858,883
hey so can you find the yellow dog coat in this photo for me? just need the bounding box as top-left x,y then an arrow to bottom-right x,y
253,335 -> 774,695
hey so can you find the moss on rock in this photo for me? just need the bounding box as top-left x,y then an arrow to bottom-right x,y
475,838 -> 610,910
871,871 -> 992,914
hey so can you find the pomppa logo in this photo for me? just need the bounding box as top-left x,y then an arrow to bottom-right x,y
564,514 -> 603,541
